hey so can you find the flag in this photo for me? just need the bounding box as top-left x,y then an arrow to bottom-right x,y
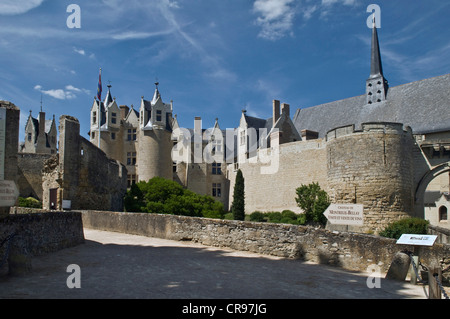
97,68 -> 102,101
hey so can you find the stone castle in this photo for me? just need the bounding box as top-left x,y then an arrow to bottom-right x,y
8,23 -> 450,233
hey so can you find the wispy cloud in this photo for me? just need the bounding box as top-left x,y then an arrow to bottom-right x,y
0,0 -> 45,15
73,48 -> 85,56
253,0 -> 297,41
34,84 -> 91,100
252,0 -> 360,40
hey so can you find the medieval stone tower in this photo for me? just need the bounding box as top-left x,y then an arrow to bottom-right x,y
137,82 -> 174,181
89,82 -> 175,186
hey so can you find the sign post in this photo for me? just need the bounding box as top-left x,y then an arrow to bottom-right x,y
323,204 -> 364,226
396,234 -> 438,286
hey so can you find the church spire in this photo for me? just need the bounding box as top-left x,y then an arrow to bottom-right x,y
366,18 -> 388,105
369,17 -> 383,78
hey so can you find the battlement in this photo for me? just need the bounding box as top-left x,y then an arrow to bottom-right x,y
326,122 -> 412,141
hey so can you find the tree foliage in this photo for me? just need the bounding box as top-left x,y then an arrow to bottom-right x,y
232,169 -> 245,220
295,182 -> 330,226
124,177 -> 224,218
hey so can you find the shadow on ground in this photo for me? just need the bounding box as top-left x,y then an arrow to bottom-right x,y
0,229 -> 425,299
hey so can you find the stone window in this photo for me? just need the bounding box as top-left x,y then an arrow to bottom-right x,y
111,112 -> 117,124
439,206 -> 448,221
93,111 -> 97,124
212,162 -> 222,175
111,132 -> 116,140
212,183 -> 221,197
128,128 -> 137,141
27,133 -> 32,141
240,130 -> 246,145
156,110 -> 162,122
127,152 -> 137,166
127,174 -> 137,188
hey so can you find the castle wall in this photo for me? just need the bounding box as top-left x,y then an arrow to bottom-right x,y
42,115 -> 127,211
326,123 -> 416,232
228,139 -> 328,214
17,153 -> 52,200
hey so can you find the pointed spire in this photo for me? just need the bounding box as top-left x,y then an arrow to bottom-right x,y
104,83 -> 113,107
369,17 -> 383,78
365,19 -> 388,105
151,81 -> 161,106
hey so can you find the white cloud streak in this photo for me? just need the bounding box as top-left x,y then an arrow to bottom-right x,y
0,0 -> 45,15
34,84 -> 91,100
253,0 -> 360,40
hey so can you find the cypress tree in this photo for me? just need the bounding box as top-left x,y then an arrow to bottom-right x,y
232,169 -> 245,220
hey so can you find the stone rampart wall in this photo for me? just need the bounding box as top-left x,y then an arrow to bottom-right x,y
0,211 -> 85,275
81,210 -> 450,274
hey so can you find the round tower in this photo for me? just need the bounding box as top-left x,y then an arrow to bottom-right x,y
326,122 -> 415,233
137,128 -> 173,182
136,83 -> 174,182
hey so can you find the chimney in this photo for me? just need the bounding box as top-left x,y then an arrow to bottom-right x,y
120,105 -> 129,119
281,103 -> 290,117
273,100 -> 280,126
194,117 -> 202,136
38,111 -> 46,138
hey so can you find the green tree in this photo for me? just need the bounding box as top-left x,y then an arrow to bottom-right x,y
123,177 -> 224,218
232,169 -> 245,220
295,182 -> 330,226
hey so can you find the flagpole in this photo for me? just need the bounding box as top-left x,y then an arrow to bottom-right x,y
98,68 -> 102,149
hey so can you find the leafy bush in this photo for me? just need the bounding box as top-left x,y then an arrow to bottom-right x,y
18,197 -> 42,208
124,177 -> 224,219
248,210 -> 306,225
379,218 -> 429,239
249,211 -> 266,222
295,182 -> 330,226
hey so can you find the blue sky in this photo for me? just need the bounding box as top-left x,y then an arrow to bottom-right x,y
0,0 -> 449,142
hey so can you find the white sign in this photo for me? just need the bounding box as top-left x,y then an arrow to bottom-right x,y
324,204 -> 364,226
62,200 -> 72,210
0,180 -> 19,207
0,107 -> 5,180
396,234 -> 437,247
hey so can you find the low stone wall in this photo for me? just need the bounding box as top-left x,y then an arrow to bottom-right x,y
428,225 -> 450,244
0,211 -> 85,275
81,210 -> 450,275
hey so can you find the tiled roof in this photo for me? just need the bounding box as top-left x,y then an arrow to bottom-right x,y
293,73 -> 450,137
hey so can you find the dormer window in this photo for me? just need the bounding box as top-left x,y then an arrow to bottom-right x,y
156,110 -> 162,122
111,112 -> 117,124
92,111 -> 97,124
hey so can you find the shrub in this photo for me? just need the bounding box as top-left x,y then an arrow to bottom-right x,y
123,177 -> 224,219
18,197 -> 42,208
379,218 -> 429,239
295,182 -> 330,226
249,211 -> 266,222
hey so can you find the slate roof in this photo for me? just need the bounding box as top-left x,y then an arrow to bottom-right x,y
293,73 -> 450,137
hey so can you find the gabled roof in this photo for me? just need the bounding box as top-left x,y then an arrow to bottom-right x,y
294,73 -> 450,137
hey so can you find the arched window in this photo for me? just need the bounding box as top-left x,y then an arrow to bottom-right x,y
439,206 -> 448,221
